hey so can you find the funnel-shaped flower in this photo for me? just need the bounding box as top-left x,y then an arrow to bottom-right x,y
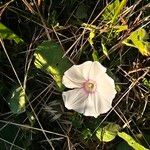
62,61 -> 116,118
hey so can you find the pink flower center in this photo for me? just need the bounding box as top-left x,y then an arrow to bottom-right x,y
83,80 -> 96,93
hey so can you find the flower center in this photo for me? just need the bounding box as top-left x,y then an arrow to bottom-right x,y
83,80 -> 96,93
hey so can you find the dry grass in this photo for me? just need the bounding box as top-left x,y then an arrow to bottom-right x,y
0,0 -> 150,149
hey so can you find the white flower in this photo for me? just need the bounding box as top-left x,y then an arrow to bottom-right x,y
62,61 -> 117,118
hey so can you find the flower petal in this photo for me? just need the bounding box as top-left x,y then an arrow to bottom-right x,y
87,61 -> 116,109
94,92 -> 112,115
62,61 -> 94,88
62,89 -> 88,114
82,93 -> 99,117
96,72 -> 117,106
88,61 -> 107,79
62,61 -> 116,118
82,93 -> 112,118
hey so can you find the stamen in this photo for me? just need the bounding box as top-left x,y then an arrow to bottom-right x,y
83,80 -> 96,93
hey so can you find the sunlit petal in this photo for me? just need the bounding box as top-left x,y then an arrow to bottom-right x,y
83,93 -> 112,118
88,61 -> 107,79
83,93 -> 99,118
62,61 -> 94,88
96,73 -> 116,104
76,61 -> 94,79
62,66 -> 84,89
62,89 -> 88,114
94,92 -> 112,115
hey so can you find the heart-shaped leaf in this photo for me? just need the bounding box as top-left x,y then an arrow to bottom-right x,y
96,123 -> 120,142
9,86 -> 26,114
0,23 -> 23,43
34,40 -> 72,90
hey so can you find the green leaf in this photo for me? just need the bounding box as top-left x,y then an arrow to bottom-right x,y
82,23 -> 96,47
113,25 -> 128,32
118,132 -> 149,150
34,40 -> 72,89
96,123 -> 120,142
92,50 -> 99,61
102,0 -> 119,21
102,0 -> 126,24
88,30 -> 95,46
101,42 -> 109,59
82,128 -> 92,140
111,0 -> 127,24
9,86 -> 26,114
142,78 -> 150,89
82,24 -> 99,61
122,28 -> 150,56
82,23 -> 98,31
0,23 -> 23,43
102,0 -> 126,23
